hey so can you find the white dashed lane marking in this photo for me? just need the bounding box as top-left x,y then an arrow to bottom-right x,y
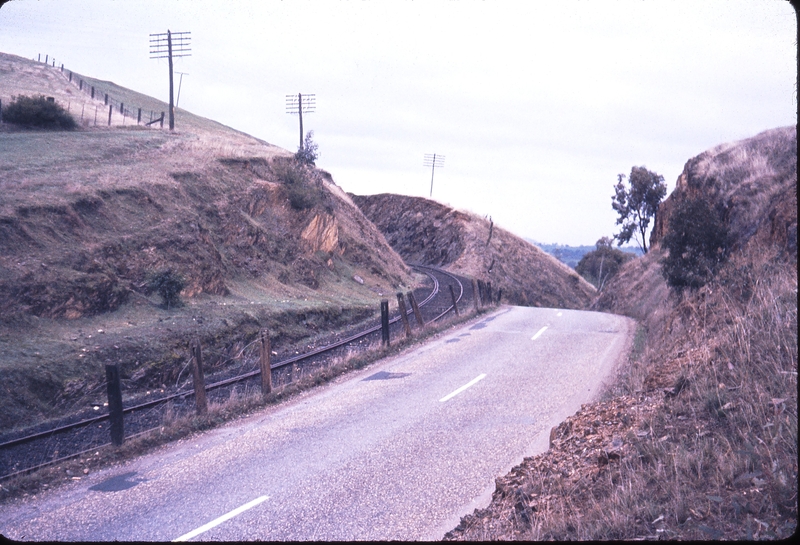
173,495 -> 269,542
439,374 -> 487,403
531,326 -> 548,340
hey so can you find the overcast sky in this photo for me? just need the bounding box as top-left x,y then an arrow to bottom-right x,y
0,0 -> 796,245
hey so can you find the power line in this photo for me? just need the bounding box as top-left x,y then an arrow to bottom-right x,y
423,153 -> 445,197
150,30 -> 191,130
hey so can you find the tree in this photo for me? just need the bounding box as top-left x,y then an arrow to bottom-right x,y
611,166 -> 667,254
295,130 -> 319,165
575,236 -> 635,290
660,197 -> 730,292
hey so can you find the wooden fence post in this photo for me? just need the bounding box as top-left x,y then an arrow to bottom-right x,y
104,93 -> 108,105
69,71 -> 72,82
449,285 -> 460,316
397,292 -> 411,338
105,364 -> 124,446
407,291 -> 424,328
487,282 -> 493,305
191,339 -> 208,415
472,278 -> 480,311
137,108 -> 142,124
497,288 -> 502,305
160,112 -> 165,128
380,300 -> 390,346
107,104 -> 112,126
259,329 -> 272,399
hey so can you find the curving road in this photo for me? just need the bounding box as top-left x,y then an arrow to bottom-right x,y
0,305 -> 634,541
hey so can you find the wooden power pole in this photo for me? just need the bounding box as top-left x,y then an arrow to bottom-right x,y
150,30 -> 191,130
286,93 -> 316,149
423,153 -> 445,197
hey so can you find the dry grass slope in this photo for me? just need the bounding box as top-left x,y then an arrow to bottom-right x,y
445,126 -> 797,540
352,193 -> 595,310
0,52 -> 416,431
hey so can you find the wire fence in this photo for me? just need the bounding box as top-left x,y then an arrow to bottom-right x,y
8,54 -> 170,129
67,65 -> 167,128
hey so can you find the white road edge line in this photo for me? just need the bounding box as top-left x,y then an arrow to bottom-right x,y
439,374 -> 487,403
173,495 -> 269,542
531,326 -> 548,340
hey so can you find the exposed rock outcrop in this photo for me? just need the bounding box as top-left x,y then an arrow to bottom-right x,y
650,125 -> 797,258
301,213 -> 340,254
352,194 -> 596,309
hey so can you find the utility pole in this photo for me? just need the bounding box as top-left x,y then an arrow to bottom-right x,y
175,72 -> 189,109
150,30 -> 191,130
423,153 -> 445,197
286,93 -> 315,149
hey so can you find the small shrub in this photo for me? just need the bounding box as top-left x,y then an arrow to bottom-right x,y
274,160 -> 324,210
288,182 -> 321,210
295,130 -> 319,165
147,269 -> 186,309
2,95 -> 77,130
660,197 -> 731,292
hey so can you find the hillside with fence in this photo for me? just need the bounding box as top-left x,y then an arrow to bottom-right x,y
0,50 -> 418,442
1,51 -> 257,136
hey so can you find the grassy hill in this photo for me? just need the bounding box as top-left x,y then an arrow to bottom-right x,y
0,51 -> 416,430
446,126 -> 797,540
351,193 -> 596,310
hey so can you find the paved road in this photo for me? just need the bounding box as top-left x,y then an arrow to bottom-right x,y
1,306 -> 633,541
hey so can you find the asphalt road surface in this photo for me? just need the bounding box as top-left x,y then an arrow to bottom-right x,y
1,305 -> 634,541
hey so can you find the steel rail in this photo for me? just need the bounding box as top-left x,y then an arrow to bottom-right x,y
410,263 -> 464,321
0,266 -> 456,452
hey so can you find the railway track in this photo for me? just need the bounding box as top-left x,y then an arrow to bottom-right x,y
0,265 -> 471,480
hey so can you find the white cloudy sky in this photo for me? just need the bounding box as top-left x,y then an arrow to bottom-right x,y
0,0 -> 795,245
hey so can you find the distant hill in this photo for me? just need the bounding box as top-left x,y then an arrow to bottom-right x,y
352,194 -> 596,309
529,240 -> 642,269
